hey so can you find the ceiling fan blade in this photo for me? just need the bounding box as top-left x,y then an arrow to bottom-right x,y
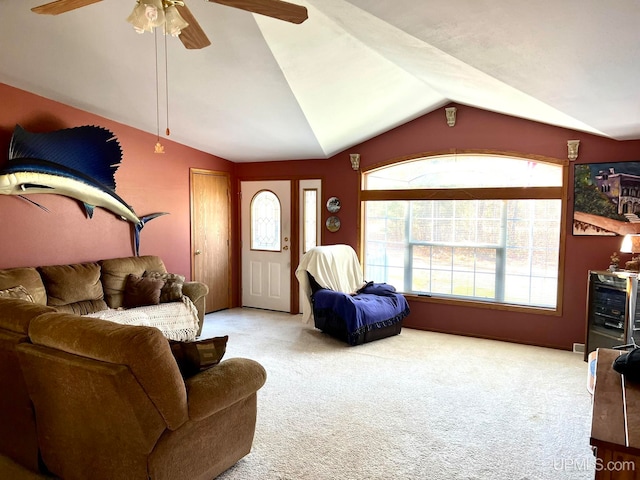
209,0 -> 308,24
176,4 -> 212,50
31,0 -> 102,15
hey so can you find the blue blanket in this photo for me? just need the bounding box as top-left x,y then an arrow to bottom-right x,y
312,283 -> 410,344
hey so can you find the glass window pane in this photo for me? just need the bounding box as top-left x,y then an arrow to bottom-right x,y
365,154 -> 563,190
412,268 -> 431,293
476,249 -> 497,273
431,270 -> 453,295
363,198 -> 561,308
303,189 -> 317,253
474,273 -> 496,299
452,247 -> 475,272
452,272 -> 475,297
251,190 -> 281,251
504,275 -> 532,304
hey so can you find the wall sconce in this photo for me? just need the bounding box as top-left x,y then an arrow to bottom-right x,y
445,107 -> 457,127
349,153 -> 360,171
567,140 -> 580,161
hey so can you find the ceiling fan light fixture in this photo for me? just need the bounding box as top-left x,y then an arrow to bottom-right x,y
164,5 -> 189,37
126,0 -> 165,34
126,3 -> 150,33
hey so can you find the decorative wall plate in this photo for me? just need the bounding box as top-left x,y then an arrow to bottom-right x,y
326,196 -> 341,213
326,215 -> 341,232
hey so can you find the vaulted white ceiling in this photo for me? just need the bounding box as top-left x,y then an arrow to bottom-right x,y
1,1 -> 639,162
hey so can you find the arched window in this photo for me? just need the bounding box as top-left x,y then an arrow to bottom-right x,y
361,152 -> 567,311
251,190 -> 281,251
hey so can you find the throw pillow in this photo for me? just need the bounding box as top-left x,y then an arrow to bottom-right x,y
143,271 -> 185,303
54,299 -> 109,315
122,274 -> 164,309
0,285 -> 35,303
170,336 -> 228,378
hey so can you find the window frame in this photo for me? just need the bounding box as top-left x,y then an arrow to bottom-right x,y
359,150 -> 569,316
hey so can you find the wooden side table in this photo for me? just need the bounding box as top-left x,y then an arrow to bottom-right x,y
590,348 -> 640,479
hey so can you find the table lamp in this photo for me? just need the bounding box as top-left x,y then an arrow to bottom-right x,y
620,234 -> 640,271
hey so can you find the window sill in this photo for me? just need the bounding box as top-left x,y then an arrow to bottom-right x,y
403,293 -> 561,317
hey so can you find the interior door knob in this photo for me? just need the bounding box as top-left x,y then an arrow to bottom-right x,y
283,246 -> 289,250
195,249 -> 202,255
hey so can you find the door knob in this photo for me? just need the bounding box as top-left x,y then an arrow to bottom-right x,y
283,246 -> 289,250
195,249 -> 202,255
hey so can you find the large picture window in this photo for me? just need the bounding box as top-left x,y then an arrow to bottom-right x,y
361,153 -> 567,310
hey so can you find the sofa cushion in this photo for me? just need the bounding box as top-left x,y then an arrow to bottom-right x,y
100,256 -> 167,309
0,267 -> 47,305
0,285 -> 35,303
143,271 -> 185,303
38,262 -> 104,307
123,274 -> 164,309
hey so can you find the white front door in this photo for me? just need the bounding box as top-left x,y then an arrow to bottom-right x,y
241,180 -> 291,312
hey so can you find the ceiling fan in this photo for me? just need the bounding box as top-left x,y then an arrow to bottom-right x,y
31,0 -> 309,50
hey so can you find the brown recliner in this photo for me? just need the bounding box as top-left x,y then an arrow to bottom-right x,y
0,298 -> 55,472
17,312 -> 267,480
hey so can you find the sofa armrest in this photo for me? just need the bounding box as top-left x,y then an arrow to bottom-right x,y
182,282 -> 209,336
185,358 -> 266,421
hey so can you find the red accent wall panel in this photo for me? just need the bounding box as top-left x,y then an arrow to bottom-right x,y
0,83 -> 235,281
238,105 -> 640,350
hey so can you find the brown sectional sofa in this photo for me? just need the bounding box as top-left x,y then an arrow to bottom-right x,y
0,255 -> 209,335
0,297 -> 267,479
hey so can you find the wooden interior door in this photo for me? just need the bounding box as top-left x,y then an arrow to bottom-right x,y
190,169 -> 231,313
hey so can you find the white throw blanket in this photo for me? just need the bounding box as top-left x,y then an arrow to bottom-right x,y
295,245 -> 364,324
83,296 -> 199,341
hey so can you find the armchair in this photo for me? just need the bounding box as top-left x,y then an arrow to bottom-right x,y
16,312 -> 266,480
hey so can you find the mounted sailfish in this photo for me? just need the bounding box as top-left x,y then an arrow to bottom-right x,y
0,125 -> 167,256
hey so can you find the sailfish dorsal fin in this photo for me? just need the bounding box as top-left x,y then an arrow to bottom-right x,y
8,125 -> 122,190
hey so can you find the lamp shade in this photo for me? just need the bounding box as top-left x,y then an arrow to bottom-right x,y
620,234 -> 640,254
164,5 -> 189,36
126,0 -> 165,34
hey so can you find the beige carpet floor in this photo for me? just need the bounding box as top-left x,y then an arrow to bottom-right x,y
201,308 -> 595,480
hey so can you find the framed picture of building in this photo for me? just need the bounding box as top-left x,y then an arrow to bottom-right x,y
574,162 -> 640,235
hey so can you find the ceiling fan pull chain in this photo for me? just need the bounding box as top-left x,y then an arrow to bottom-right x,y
165,31 -> 170,137
154,28 -> 165,154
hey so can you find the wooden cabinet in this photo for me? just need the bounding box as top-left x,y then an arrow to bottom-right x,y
590,348 -> 640,479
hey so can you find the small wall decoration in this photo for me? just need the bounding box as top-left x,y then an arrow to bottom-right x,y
326,216 -> 341,232
574,161 -> 640,236
326,196 -> 341,213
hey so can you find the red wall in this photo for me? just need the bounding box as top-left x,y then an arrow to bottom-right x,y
238,105 -> 640,350
4,82 -> 640,350
0,83 -> 235,281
